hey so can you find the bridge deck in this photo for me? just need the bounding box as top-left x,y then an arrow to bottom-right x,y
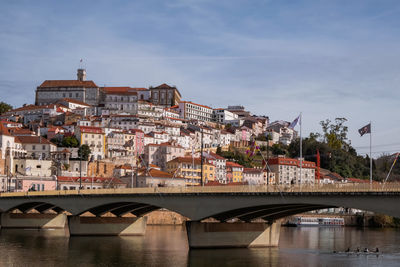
1,184 -> 400,198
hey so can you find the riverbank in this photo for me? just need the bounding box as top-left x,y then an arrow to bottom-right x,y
284,213 -> 400,228
145,210 -> 400,228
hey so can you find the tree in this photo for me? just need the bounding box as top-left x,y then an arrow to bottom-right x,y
0,102 -> 12,115
78,145 -> 91,161
216,146 -> 222,155
319,118 -> 349,150
271,144 -> 287,156
62,136 -> 79,148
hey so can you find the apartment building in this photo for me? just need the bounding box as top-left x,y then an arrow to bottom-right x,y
268,157 -> 315,185
75,126 -> 106,160
166,157 -> 216,186
178,101 -> 213,122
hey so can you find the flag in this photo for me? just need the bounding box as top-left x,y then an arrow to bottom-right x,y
358,123 -> 371,137
80,59 -> 83,63
25,167 -> 31,172
246,140 -> 260,158
390,153 -> 399,169
289,115 -> 301,129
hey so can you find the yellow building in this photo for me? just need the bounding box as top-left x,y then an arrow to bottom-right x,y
226,161 -> 244,183
76,126 -> 106,160
166,157 -> 215,186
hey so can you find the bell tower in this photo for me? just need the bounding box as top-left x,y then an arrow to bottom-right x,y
77,68 -> 86,81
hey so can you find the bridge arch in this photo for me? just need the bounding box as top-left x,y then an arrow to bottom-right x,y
205,204 -> 337,222
4,201 -> 66,214
76,202 -> 161,217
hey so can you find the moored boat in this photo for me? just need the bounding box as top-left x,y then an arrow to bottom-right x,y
288,216 -> 345,226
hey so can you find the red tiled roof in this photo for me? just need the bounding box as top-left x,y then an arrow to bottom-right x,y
10,128 -> 35,135
39,80 -> 98,88
226,161 -> 244,168
14,136 -> 54,145
268,157 -> 316,168
0,123 -> 11,136
207,152 -> 226,160
11,104 -> 58,112
78,126 -> 103,134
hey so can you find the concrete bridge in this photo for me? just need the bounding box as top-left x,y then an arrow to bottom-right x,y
0,184 -> 399,248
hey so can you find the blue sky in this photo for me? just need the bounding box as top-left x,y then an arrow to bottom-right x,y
1,0 -> 400,157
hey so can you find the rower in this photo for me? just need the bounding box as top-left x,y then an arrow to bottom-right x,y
364,248 -> 369,253
375,247 -> 379,253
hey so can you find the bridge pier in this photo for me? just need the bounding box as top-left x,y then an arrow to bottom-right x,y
0,213 -> 67,229
68,216 -> 147,236
186,220 -> 281,248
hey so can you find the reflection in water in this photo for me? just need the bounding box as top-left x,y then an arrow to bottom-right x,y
1,226 -> 400,266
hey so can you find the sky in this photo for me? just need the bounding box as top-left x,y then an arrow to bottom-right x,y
1,0 -> 400,157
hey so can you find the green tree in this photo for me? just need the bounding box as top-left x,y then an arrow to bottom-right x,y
62,136 -> 79,148
0,102 -> 12,115
78,145 -> 91,161
271,144 -> 287,156
216,146 -> 222,155
320,118 -> 349,150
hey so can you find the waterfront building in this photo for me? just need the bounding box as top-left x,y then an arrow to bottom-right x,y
268,157 -> 315,185
243,168 -> 265,185
203,152 -> 227,184
57,176 -> 126,190
166,157 -> 216,186
15,176 -> 57,192
128,166 -> 186,188
226,161 -> 244,183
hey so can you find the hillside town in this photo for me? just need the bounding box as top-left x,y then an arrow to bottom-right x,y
0,68 -> 355,192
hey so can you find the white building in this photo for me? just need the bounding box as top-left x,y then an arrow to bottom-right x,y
103,87 -> 138,115
268,157 -> 315,185
178,101 -> 213,122
213,108 -> 239,124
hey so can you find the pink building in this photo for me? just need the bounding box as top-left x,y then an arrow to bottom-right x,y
16,177 -> 57,192
129,129 -> 145,156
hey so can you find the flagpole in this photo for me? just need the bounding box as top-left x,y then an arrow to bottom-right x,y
299,112 -> 302,186
370,121 -> 372,187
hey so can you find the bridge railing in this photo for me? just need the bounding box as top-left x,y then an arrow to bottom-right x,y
1,183 -> 400,197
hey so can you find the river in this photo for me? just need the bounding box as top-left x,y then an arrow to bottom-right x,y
0,226 -> 399,266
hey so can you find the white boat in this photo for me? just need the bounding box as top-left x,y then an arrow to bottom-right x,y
288,216 -> 345,226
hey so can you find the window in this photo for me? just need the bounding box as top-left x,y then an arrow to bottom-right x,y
36,165 -> 41,168
42,145 -> 45,150
32,145 -> 36,150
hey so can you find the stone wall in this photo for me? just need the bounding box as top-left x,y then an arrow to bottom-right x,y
145,210 -> 188,225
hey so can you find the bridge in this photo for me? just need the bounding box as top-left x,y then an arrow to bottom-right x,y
0,184 -> 399,248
